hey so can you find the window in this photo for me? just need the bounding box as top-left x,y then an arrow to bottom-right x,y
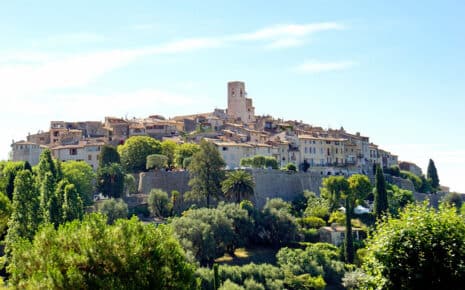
223,147 -> 228,151
69,148 -> 77,155
88,155 -> 92,161
305,147 -> 308,153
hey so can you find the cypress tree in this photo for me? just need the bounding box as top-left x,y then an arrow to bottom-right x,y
374,165 -> 388,219
99,145 -> 121,167
6,170 -> 41,244
37,149 -> 57,182
39,172 -> 55,223
427,159 -> 440,189
62,182 -> 83,222
344,197 -> 354,263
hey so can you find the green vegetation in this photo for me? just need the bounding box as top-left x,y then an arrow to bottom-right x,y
188,139 -> 226,208
117,136 -> 162,172
146,153 -> 168,170
222,170 -> 255,203
147,188 -> 172,218
374,165 -> 388,219
362,203 -> 465,289
99,145 -> 120,167
97,163 -> 125,198
427,158 -> 440,190
240,155 -> 278,169
6,214 -> 195,289
97,198 -> 129,224
175,142 -> 200,169
62,161 -> 95,205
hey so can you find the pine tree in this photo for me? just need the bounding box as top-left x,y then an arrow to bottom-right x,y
427,159 -> 440,189
188,139 -> 226,208
374,165 -> 388,219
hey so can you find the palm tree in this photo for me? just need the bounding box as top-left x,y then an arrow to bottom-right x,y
221,170 -> 255,203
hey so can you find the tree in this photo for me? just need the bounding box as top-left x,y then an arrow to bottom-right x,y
146,154 -> 168,171
98,145 -> 120,167
6,214 -> 196,289
5,170 -> 41,246
175,143 -> 200,169
427,158 -> 440,189
344,174 -> 371,263
277,243 -> 345,287
161,140 -> 178,168
374,165 -> 388,219
37,149 -> 58,182
61,181 -> 84,222
1,161 -> 30,200
98,198 -> 128,224
188,140 -> 226,208
321,176 -> 349,212
0,191 -> 12,237
97,163 -> 125,198
362,203 -> 465,289
62,161 -> 96,205
222,170 -> 255,203
257,198 -> 298,246
117,136 -> 161,172
147,189 -> 172,218
264,156 -> 279,169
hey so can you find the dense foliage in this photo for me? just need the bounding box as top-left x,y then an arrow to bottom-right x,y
147,189 -> 172,218
6,214 -> 196,289
362,203 -> 465,289
97,163 -> 125,198
427,158 -> 440,189
222,170 -> 255,203
61,161 -> 95,205
117,136 -> 162,172
188,139 -> 226,208
97,198 -> 129,224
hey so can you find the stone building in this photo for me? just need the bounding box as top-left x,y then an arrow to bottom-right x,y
298,135 -> 346,167
399,161 -> 423,176
10,141 -> 45,166
104,117 -> 129,146
226,81 -> 255,123
52,140 -> 105,169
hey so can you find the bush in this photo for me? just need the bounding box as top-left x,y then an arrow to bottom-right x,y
300,216 -> 326,229
98,198 -> 128,224
6,214 -> 196,289
284,163 -> 297,172
328,211 -> 345,225
146,154 -> 168,171
363,203 -> 465,289
147,189 -> 172,218
302,228 -> 320,243
400,170 -> 423,191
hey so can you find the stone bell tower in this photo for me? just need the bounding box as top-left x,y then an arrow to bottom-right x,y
227,81 -> 255,123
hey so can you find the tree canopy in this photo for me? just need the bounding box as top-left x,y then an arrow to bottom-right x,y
98,145 -> 120,167
62,161 -> 95,205
222,170 -> 255,203
362,203 -> 465,289
427,158 -> 440,189
188,139 -> 226,208
6,214 -> 196,289
117,136 -> 161,172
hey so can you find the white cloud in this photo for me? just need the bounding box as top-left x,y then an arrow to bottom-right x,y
296,60 -> 357,73
230,22 -> 344,49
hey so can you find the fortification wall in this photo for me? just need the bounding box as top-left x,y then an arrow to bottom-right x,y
138,169 -> 323,209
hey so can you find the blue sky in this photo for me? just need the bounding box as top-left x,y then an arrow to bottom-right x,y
1,1 -> 464,192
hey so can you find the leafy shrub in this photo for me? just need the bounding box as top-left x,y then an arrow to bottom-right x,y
300,216 -> 326,229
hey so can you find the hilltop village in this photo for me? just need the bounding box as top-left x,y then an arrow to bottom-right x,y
11,81 -> 419,178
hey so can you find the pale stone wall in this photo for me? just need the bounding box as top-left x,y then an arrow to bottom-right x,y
138,169 -> 323,209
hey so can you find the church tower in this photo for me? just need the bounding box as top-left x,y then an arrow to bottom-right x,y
227,81 -> 255,123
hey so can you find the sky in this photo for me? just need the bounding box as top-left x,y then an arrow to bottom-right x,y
1,1 -> 464,192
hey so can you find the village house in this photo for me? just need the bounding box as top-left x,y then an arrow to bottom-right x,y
10,141 -> 45,166
319,224 -> 365,246
51,140 -> 105,169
